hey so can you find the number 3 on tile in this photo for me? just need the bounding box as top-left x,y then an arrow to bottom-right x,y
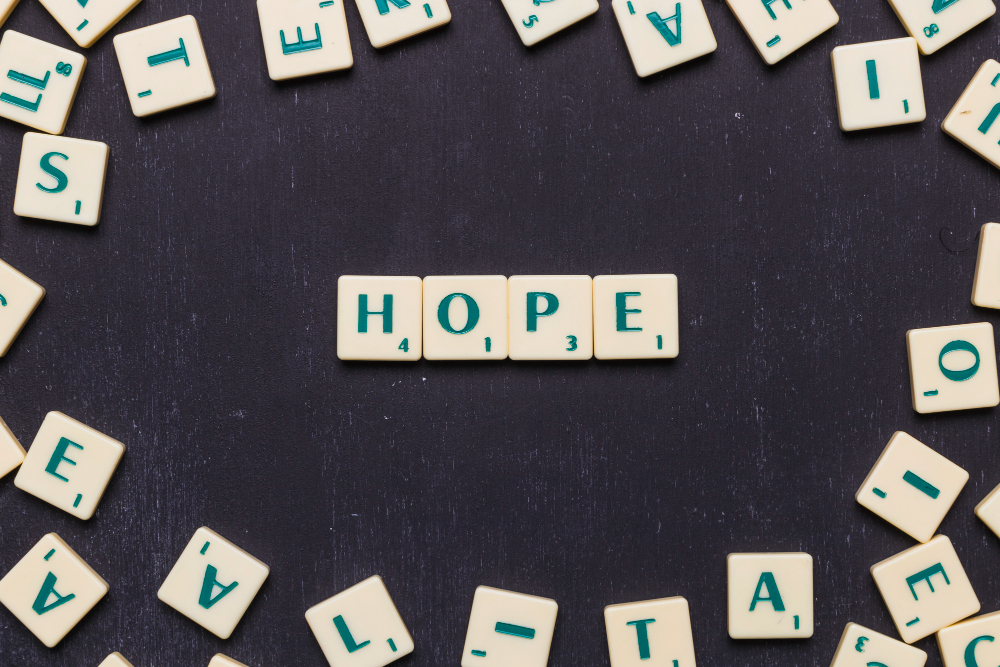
566,335 -> 577,352
398,338 -> 408,352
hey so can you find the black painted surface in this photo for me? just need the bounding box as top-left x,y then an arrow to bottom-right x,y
1,0 -> 1000,665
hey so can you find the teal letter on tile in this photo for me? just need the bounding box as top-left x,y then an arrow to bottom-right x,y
749,572 -> 785,611
44,437 -> 83,482
375,0 -> 411,15
761,0 -> 792,20
626,618 -> 656,660
199,565 -> 239,609
965,635 -> 994,667
979,104 -> 1000,134
938,340 -> 979,381
32,572 -> 76,614
646,4 -> 681,46
358,294 -> 393,333
906,563 -> 949,600
36,152 -> 68,193
526,292 -> 559,332
437,293 -> 480,334
333,614 -> 371,652
616,292 -> 642,331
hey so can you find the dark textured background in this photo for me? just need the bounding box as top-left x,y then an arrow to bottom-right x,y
0,0 -> 999,665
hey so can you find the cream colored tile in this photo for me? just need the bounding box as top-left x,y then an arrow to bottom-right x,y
871,535 -> 979,643
14,411 -> 125,520
974,482 -> 1000,537
856,431 -> 968,543
305,575 -> 414,667
208,655 -> 250,667
257,0 -> 353,81
38,0 -> 142,48
593,274 -> 677,360
113,16 -> 215,117
355,0 -> 450,48
14,132 -> 109,226
0,257 -> 45,357
886,0 -> 994,55
727,553 -> 812,639
0,0 -> 20,31
604,596 -> 695,667
943,61 -> 1000,170
460,586 -> 557,667
508,275 -> 592,360
499,0 -> 597,46
726,0 -> 836,64
612,0 -> 716,77
337,276 -> 422,360
0,31 -> 86,135
0,414 -> 25,480
973,223 -> 1000,308
0,533 -> 108,647
158,527 -> 269,639
831,38 -> 926,131
423,276 -> 508,360
829,623 -> 927,667
937,609 -> 1000,667
98,653 -> 136,667
906,322 -> 999,413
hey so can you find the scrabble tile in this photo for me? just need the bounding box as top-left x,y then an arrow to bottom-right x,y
499,0 -> 598,47
593,274 -> 678,360
604,596 -> 695,667
906,322 -> 999,413
337,276 -> 422,360
99,653 -> 136,667
508,275 -> 593,360
14,412 -> 124,520
0,257 -> 45,357
831,38 -> 926,131
0,31 -> 86,135
208,656 -> 250,667
726,0 -> 837,65
0,414 -> 25,480
937,609 -> 1000,667
942,61 -> 1000,170
305,575 -> 414,667
856,431 -> 968,543
38,0 -> 143,49
257,0 -> 353,81
460,586 -> 557,667
14,133 -> 109,226
886,0 -> 994,55
612,0 -> 716,77
0,533 -> 108,647
0,0 -> 20,31
727,552 -> 812,638
830,623 -> 927,667
157,527 -> 269,639
871,535 -> 979,643
113,16 -> 216,117
354,0 -> 451,48
974,481 -> 1000,537
423,276 -> 508,360
973,223 -> 1000,308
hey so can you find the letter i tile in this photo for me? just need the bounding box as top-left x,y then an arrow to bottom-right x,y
38,0 -> 143,48
460,586 -> 558,667
937,609 -> 1000,667
829,623 -> 927,667
498,0 -> 598,46
0,533 -> 109,647
727,552 -> 813,639
14,132 -> 110,226
157,527 -> 269,639
305,575 -> 414,667
0,31 -> 86,135
604,597 -> 696,667
0,414 -> 25,479
831,38 -> 926,131
257,0 -> 353,80
871,535 -> 979,643
943,61 -> 1000,170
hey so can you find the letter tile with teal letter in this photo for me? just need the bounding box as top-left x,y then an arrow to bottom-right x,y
460,586 -> 558,667
942,61 -> 1000,170
38,0 -> 143,49
14,133 -> 110,226
906,322 -> 999,413
305,575 -> 414,667
871,535 -> 980,643
726,0 -> 836,64
508,275 -> 592,360
498,0 -> 598,47
0,31 -> 86,135
257,0 -> 353,81
208,655 -> 251,667
157,527 -> 269,639
354,0 -> 451,48
98,653 -> 136,667
593,274 -> 678,360
973,223 -> 1000,308
856,432 -> 968,543
830,623 -> 927,667
0,533 -> 108,647
612,0 -> 716,77
0,414 -> 25,479
937,608 -> 1000,667
974,481 -> 1000,538
423,276 -> 508,360
113,15 -> 216,117
14,411 -> 124,520
0,257 -> 45,357
886,0 -> 993,55
831,38 -> 926,131
727,552 -> 812,639
604,596 -> 696,667
337,276 -> 422,360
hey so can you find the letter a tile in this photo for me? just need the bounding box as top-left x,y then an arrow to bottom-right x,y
158,527 -> 269,639
829,623 -> 927,667
727,552 -> 812,638
0,533 -> 108,647
604,596 -> 696,667
612,0 -> 717,77
907,322 -> 999,413
943,60 -> 1000,170
460,586 -> 558,667
937,609 -> 1000,667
